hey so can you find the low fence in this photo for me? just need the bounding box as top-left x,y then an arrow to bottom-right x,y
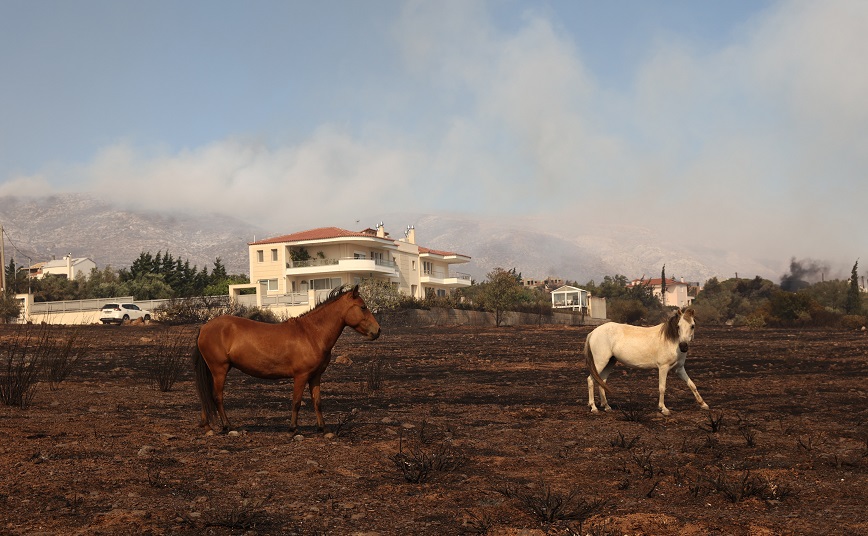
17,293 -> 606,327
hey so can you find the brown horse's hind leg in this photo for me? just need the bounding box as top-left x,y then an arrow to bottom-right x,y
289,374 -> 308,432
309,374 -> 325,432
211,367 -> 231,432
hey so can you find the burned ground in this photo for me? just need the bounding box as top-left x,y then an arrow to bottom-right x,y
1,321 -> 866,535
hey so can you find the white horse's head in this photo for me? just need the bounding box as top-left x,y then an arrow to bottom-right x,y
666,307 -> 695,352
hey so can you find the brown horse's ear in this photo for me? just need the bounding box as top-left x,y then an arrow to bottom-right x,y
351,284 -> 360,298
683,307 -> 695,320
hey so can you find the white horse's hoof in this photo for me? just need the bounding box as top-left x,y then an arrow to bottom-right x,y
590,407 -> 599,414
700,403 -> 710,410
603,405 -> 612,412
660,408 -> 671,416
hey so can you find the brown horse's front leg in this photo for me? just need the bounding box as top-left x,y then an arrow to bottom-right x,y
309,374 -> 325,432
289,375 -> 308,432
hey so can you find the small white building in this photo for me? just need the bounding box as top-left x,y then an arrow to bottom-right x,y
33,255 -> 96,280
551,285 -> 607,319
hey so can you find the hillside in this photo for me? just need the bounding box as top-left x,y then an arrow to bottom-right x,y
0,194 -> 779,284
0,194 -> 264,276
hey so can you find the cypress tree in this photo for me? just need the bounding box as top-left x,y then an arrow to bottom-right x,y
845,260 -> 862,315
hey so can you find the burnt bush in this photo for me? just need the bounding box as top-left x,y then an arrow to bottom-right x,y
145,328 -> 189,392
1,325 -> 48,408
154,296 -> 279,325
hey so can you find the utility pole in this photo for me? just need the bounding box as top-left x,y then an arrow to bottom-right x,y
0,225 -> 6,294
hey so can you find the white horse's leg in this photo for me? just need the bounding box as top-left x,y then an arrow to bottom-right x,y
676,366 -> 709,410
598,360 -> 616,411
657,365 -> 671,416
587,374 -> 599,413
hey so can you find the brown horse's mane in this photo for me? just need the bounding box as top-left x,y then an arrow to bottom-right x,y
298,286 -> 354,318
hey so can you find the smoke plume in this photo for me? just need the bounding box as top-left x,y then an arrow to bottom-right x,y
780,257 -> 828,292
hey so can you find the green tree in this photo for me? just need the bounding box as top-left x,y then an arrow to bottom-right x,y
0,292 -> 21,322
660,265 -> 667,306
481,267 -> 527,327
125,273 -> 174,300
4,259 -> 30,295
845,260 -> 863,315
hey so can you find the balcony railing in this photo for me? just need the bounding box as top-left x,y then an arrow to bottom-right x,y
423,269 -> 471,280
286,257 -> 397,271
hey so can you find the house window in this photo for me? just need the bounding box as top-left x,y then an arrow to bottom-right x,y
354,252 -> 366,260
423,261 -> 433,275
310,277 -> 343,290
271,249 -> 278,262
257,250 -> 264,263
267,279 -> 279,292
412,260 -> 417,270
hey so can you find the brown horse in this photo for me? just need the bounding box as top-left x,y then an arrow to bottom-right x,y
192,285 -> 380,432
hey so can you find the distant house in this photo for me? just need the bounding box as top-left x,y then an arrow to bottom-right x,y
628,277 -> 693,308
31,255 -> 96,280
248,223 -> 471,300
550,285 -> 607,319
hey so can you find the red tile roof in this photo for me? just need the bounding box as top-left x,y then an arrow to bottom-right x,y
419,246 -> 467,258
250,227 -> 382,245
251,226 -> 470,259
630,278 -> 687,286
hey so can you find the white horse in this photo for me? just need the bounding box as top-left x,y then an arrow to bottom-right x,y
585,307 -> 709,416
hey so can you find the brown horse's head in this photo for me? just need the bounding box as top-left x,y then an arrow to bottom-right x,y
343,285 -> 381,340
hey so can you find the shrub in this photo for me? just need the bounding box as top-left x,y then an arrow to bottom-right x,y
43,327 -> 90,390
840,315 -> 867,330
1,325 -> 47,408
608,299 -> 646,324
496,477 -> 607,527
154,296 -> 279,325
0,293 -> 22,323
146,329 -> 189,392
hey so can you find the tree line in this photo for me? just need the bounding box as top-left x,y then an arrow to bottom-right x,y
3,251 -> 249,302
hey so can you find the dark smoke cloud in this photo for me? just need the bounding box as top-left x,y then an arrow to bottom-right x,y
780,257 -> 829,292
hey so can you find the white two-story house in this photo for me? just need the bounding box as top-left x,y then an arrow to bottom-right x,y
628,277 -> 693,309
247,223 -> 471,302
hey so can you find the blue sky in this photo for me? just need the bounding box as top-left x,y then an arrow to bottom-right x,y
2,0 -> 866,272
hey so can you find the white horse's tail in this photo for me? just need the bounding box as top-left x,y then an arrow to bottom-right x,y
584,334 -> 611,394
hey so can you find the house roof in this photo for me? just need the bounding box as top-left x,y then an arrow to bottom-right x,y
41,257 -> 93,269
418,246 -> 470,260
551,285 -> 588,293
629,278 -> 687,287
252,226 -> 470,260
250,227 -> 383,245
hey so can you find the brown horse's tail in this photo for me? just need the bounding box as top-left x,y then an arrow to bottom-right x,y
192,338 -> 218,426
584,334 -> 612,394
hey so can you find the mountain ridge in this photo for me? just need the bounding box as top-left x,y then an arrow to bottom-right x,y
1,194 -> 779,285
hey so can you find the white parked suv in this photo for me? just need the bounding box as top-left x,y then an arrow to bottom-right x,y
100,303 -> 152,324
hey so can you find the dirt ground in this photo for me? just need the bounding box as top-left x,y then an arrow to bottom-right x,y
1,318 -> 866,535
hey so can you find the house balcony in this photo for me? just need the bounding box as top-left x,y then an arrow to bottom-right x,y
420,270 -> 472,288
286,257 -> 398,277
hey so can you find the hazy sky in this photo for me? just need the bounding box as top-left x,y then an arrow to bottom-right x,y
2,0 -> 866,271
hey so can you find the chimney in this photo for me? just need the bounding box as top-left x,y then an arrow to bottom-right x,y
406,225 -> 415,244
376,222 -> 386,238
